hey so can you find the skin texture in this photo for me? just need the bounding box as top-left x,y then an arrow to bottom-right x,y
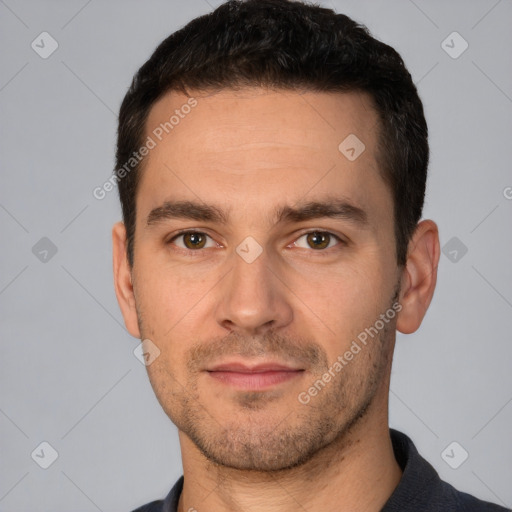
113,87 -> 440,512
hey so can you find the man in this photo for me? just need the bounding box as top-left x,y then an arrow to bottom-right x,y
112,1 -> 508,510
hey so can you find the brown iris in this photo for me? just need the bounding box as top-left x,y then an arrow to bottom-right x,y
306,232 -> 331,250
183,232 -> 207,249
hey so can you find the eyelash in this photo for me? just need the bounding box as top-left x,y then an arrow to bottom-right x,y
166,229 -> 346,257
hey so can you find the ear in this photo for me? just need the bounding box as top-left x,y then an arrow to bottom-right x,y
396,219 -> 440,334
112,222 -> 141,338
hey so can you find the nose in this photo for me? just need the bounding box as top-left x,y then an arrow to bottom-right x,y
214,243 -> 293,336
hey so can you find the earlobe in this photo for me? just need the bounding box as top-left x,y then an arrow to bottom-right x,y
112,221 -> 141,338
396,220 -> 440,335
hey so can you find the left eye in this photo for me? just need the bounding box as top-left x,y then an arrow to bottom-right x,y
292,231 -> 342,250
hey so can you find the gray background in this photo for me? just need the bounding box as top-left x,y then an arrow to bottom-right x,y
1,0 -> 511,510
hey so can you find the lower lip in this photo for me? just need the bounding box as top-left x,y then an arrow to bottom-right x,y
207,370 -> 303,390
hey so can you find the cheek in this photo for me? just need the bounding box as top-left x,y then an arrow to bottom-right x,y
133,260 -> 217,367
145,357 -> 187,418
135,257 -> 208,319
290,258 -> 390,359
295,260 -> 381,319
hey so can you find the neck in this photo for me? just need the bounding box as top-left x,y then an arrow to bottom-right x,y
177,392 -> 402,512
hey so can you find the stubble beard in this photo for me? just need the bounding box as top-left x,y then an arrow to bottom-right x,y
140,287 -> 399,473
178,335 -> 391,473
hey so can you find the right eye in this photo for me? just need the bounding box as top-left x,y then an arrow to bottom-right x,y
167,230 -> 220,252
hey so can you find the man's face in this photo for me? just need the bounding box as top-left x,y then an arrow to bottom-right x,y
127,88 -> 401,471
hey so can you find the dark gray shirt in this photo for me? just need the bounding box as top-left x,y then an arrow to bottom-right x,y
131,429 -> 509,511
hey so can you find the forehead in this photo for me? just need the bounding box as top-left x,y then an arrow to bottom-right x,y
138,87 -> 390,229
146,87 -> 379,165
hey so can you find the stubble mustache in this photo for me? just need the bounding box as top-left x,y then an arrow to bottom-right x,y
185,330 -> 329,376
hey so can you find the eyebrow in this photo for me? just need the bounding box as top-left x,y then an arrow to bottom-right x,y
146,197 -> 369,228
